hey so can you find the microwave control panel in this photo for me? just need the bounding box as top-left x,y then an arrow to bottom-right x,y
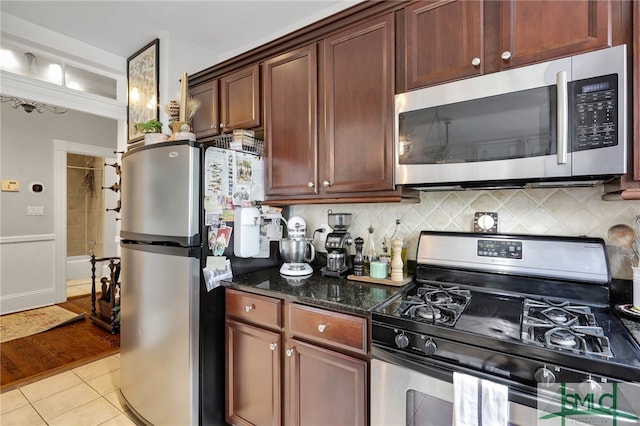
572,74 -> 618,151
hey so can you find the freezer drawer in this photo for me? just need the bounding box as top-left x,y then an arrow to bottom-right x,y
119,242 -> 200,426
121,140 -> 201,245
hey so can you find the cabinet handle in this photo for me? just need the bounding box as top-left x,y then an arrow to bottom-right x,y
307,182 -> 315,188
220,123 -> 225,129
286,347 -> 296,357
317,323 -> 327,333
244,304 -> 255,312
322,180 -> 331,187
269,342 -> 277,351
211,125 -> 217,130
471,57 -> 481,67
501,51 -> 512,60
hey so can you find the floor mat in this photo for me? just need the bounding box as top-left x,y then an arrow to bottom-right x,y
0,305 -> 86,343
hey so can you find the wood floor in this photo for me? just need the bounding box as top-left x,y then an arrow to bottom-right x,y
0,294 -> 120,392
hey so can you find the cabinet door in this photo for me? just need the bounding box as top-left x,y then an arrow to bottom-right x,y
285,339 -> 367,426
263,44 -> 319,197
191,80 -> 220,139
226,319 -> 281,426
498,0 -> 612,69
220,64 -> 261,132
404,0 -> 483,90
323,12 -> 395,193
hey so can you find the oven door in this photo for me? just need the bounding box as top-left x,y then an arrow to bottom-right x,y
371,346 -> 539,426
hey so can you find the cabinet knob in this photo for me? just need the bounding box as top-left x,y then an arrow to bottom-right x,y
307,182 -> 315,188
286,347 -> 296,357
471,57 -> 481,67
269,342 -> 277,351
317,324 -> 327,333
322,180 -> 331,187
244,304 -> 255,312
211,125 -> 217,130
501,51 -> 512,60
220,123 -> 225,128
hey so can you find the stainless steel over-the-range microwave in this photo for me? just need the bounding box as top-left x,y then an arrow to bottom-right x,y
395,45 -> 628,189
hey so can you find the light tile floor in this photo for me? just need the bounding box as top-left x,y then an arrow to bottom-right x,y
0,354 -> 138,426
66,278 -> 93,298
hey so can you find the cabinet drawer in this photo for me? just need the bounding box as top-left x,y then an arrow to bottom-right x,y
288,304 -> 367,355
226,289 -> 282,329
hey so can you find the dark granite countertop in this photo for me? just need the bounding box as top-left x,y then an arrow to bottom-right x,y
223,267 -> 405,317
621,318 -> 640,345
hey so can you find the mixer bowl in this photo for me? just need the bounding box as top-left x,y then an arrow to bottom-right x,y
280,238 -> 315,263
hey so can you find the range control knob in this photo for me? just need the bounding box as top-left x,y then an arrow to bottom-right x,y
424,339 -> 437,356
534,366 -> 556,385
395,333 -> 409,349
580,378 -> 602,398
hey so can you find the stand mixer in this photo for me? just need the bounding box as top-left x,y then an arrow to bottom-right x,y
279,216 -> 315,277
321,211 -> 353,278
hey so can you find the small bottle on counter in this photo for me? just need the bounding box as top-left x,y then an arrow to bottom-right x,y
363,225 -> 378,276
353,237 -> 364,276
378,237 -> 391,278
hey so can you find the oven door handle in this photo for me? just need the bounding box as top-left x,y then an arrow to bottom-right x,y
372,344 -> 540,409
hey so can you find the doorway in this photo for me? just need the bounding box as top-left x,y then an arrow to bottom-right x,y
54,140 -> 118,301
66,153 -> 105,297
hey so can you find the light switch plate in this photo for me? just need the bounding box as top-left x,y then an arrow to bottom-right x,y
27,206 -> 44,216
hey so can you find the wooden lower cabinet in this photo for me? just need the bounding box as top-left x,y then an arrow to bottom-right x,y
225,289 -> 369,426
285,339 -> 367,426
226,319 -> 281,426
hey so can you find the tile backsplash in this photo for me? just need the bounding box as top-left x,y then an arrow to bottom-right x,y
291,186 -> 640,279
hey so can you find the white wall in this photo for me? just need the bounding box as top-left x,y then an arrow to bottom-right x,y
0,103 -> 117,314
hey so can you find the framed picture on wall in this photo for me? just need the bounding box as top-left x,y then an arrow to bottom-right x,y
127,39 -> 159,143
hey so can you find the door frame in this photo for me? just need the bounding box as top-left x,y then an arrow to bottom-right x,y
54,139 -> 118,301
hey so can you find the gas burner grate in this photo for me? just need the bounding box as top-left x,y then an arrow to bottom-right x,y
395,284 -> 471,326
521,299 -> 613,358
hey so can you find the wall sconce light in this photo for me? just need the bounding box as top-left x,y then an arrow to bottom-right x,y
0,96 -> 67,114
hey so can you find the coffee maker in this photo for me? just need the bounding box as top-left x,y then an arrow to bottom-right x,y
321,211 -> 353,277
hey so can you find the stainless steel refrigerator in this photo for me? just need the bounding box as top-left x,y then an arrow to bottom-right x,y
119,140 -> 224,425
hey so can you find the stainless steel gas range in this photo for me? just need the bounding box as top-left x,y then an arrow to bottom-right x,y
371,231 -> 640,426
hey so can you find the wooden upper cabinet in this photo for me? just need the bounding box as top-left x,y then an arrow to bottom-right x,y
190,79 -> 219,139
401,0 -> 615,91
263,44 -> 319,197
190,64 -> 260,140
322,12 -> 396,194
635,0 -> 640,183
497,0 -> 613,70
404,0 -> 483,90
220,64 -> 260,132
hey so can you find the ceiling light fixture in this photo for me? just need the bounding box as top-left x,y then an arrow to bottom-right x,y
0,96 -> 67,114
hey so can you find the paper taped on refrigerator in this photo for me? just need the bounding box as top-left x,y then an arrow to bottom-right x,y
204,147 -> 264,211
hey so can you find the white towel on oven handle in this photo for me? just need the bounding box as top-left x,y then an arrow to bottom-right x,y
453,372 -> 508,426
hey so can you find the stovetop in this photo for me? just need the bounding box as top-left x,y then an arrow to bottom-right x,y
372,231 -> 640,385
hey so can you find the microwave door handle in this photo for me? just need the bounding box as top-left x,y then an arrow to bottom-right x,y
556,70 -> 568,164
